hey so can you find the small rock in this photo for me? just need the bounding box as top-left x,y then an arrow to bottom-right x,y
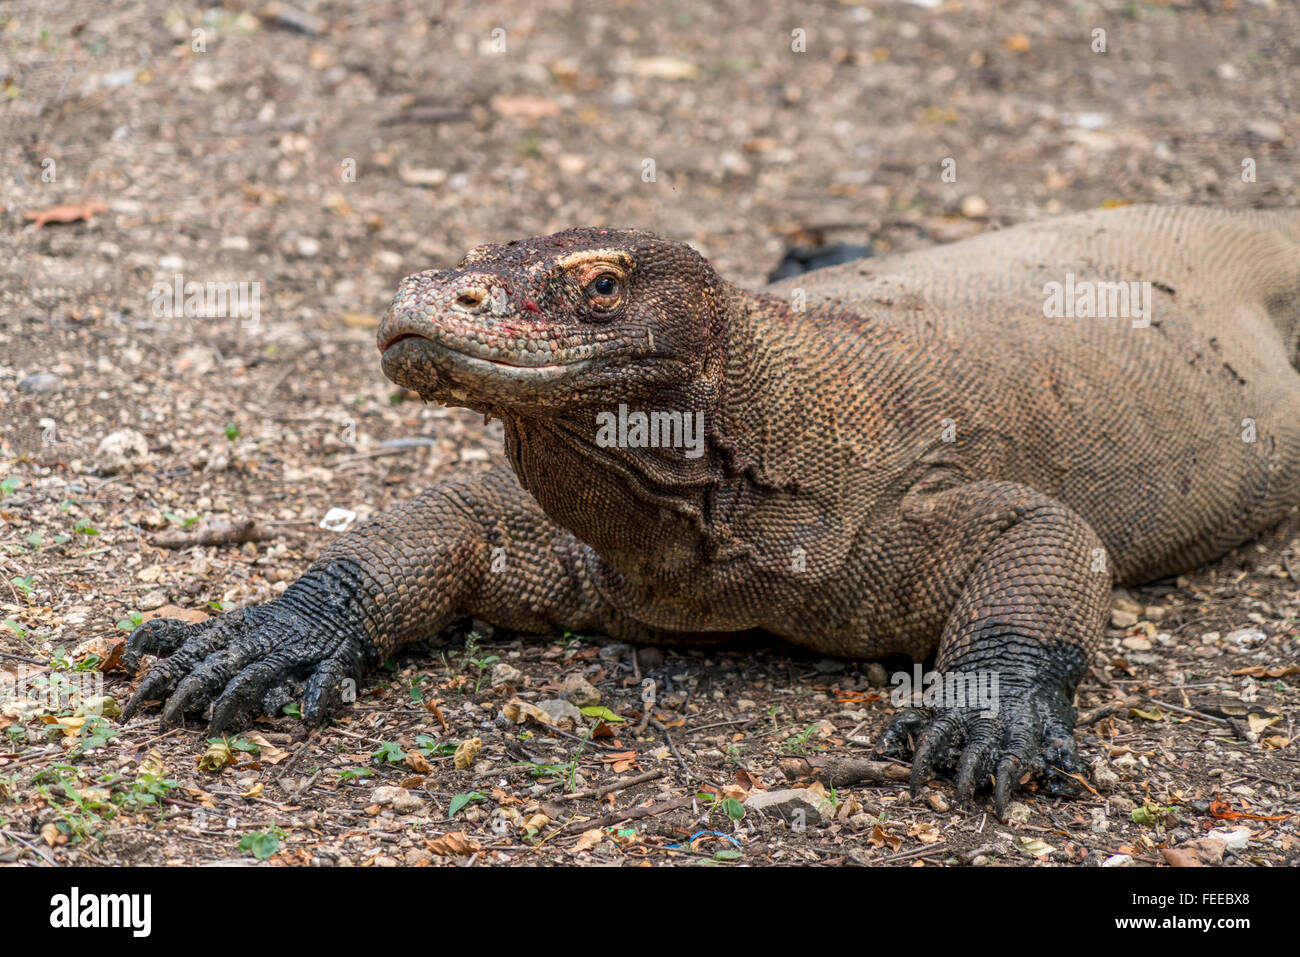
561,674 -> 601,708
744,788 -> 828,827
371,786 -> 423,814
262,2 -> 326,36
1205,826 -> 1251,851
1093,764 -> 1120,793
1107,794 -> 1136,816
1002,801 -> 1031,825
1101,853 -> 1133,868
866,662 -> 890,687
1244,119 -> 1284,143
696,748 -> 726,767
95,428 -> 151,475
398,166 -> 449,187
1143,605 -> 1166,622
537,698 -> 582,727
17,372 -> 63,394
1225,628 -> 1265,648
490,662 -> 523,688
158,254 -> 185,272
140,590 -> 167,611
598,642 -> 631,662
960,195 -> 989,218
1184,836 -> 1226,865
1110,609 -> 1139,629
634,647 -> 664,669
295,236 -> 321,257
1121,635 -> 1152,651
1214,63 -> 1239,81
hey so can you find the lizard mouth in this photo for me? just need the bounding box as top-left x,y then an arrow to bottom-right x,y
380,332 -> 596,401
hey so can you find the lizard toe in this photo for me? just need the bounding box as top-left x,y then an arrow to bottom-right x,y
871,707 -> 930,759
123,622 -> 234,720
953,715 -> 1002,803
122,618 -> 195,672
208,651 -> 304,734
303,653 -> 364,725
909,711 -> 966,795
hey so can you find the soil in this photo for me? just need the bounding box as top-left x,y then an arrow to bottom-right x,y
1,0 -> 1297,867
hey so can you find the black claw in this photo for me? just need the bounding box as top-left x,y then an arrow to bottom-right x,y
909,711 -> 965,795
302,656 -> 357,725
954,716 -> 1000,802
872,708 -> 930,759
993,754 -> 1022,816
871,672 -> 1086,814
117,589 -> 370,733
122,618 -> 193,672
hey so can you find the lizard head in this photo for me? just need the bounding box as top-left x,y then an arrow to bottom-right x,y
377,227 -> 728,416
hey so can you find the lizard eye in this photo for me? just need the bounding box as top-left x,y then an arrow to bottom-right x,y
587,274 -> 620,299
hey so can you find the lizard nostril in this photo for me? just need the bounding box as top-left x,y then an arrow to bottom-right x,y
454,289 -> 486,310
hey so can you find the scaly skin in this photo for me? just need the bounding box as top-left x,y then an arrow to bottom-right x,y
124,206 -> 1300,813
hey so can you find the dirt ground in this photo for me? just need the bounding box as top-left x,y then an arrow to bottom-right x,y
1,0 -> 1298,868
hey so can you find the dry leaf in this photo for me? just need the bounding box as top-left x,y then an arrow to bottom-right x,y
503,698 -> 553,726
1160,848 -> 1201,867
141,605 -> 209,625
24,200 -> 108,228
1014,835 -> 1055,859
489,95 -> 561,120
1247,713 -> 1281,735
1231,664 -> 1300,678
454,737 -> 482,770
572,829 -> 604,854
405,750 -> 431,773
244,732 -> 289,765
908,821 -> 943,845
868,824 -> 902,851
628,56 -> 698,80
426,831 -> 482,856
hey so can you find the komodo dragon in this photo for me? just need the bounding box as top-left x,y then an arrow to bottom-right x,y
123,205 -> 1300,811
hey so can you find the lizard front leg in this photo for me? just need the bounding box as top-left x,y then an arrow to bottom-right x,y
122,467 -> 652,732
873,480 -> 1111,814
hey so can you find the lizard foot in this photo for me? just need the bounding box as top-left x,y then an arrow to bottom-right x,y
871,676 -> 1082,816
121,596 -> 368,734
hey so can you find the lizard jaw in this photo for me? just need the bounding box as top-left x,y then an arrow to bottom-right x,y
380,333 -> 596,404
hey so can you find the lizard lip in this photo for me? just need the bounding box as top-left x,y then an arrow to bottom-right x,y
380,333 -> 595,392
380,331 -> 586,370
